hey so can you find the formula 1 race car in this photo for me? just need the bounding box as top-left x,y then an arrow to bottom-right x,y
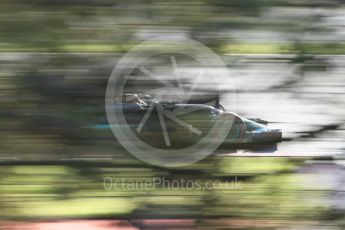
99,94 -> 282,150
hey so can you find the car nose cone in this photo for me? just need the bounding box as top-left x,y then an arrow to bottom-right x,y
253,128 -> 282,143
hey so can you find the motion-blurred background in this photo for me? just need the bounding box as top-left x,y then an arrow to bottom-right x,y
0,0 -> 345,229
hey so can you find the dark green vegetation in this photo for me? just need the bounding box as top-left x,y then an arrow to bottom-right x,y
0,0 -> 344,54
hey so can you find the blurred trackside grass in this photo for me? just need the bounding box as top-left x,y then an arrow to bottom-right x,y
0,158 -> 327,221
0,43 -> 344,54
